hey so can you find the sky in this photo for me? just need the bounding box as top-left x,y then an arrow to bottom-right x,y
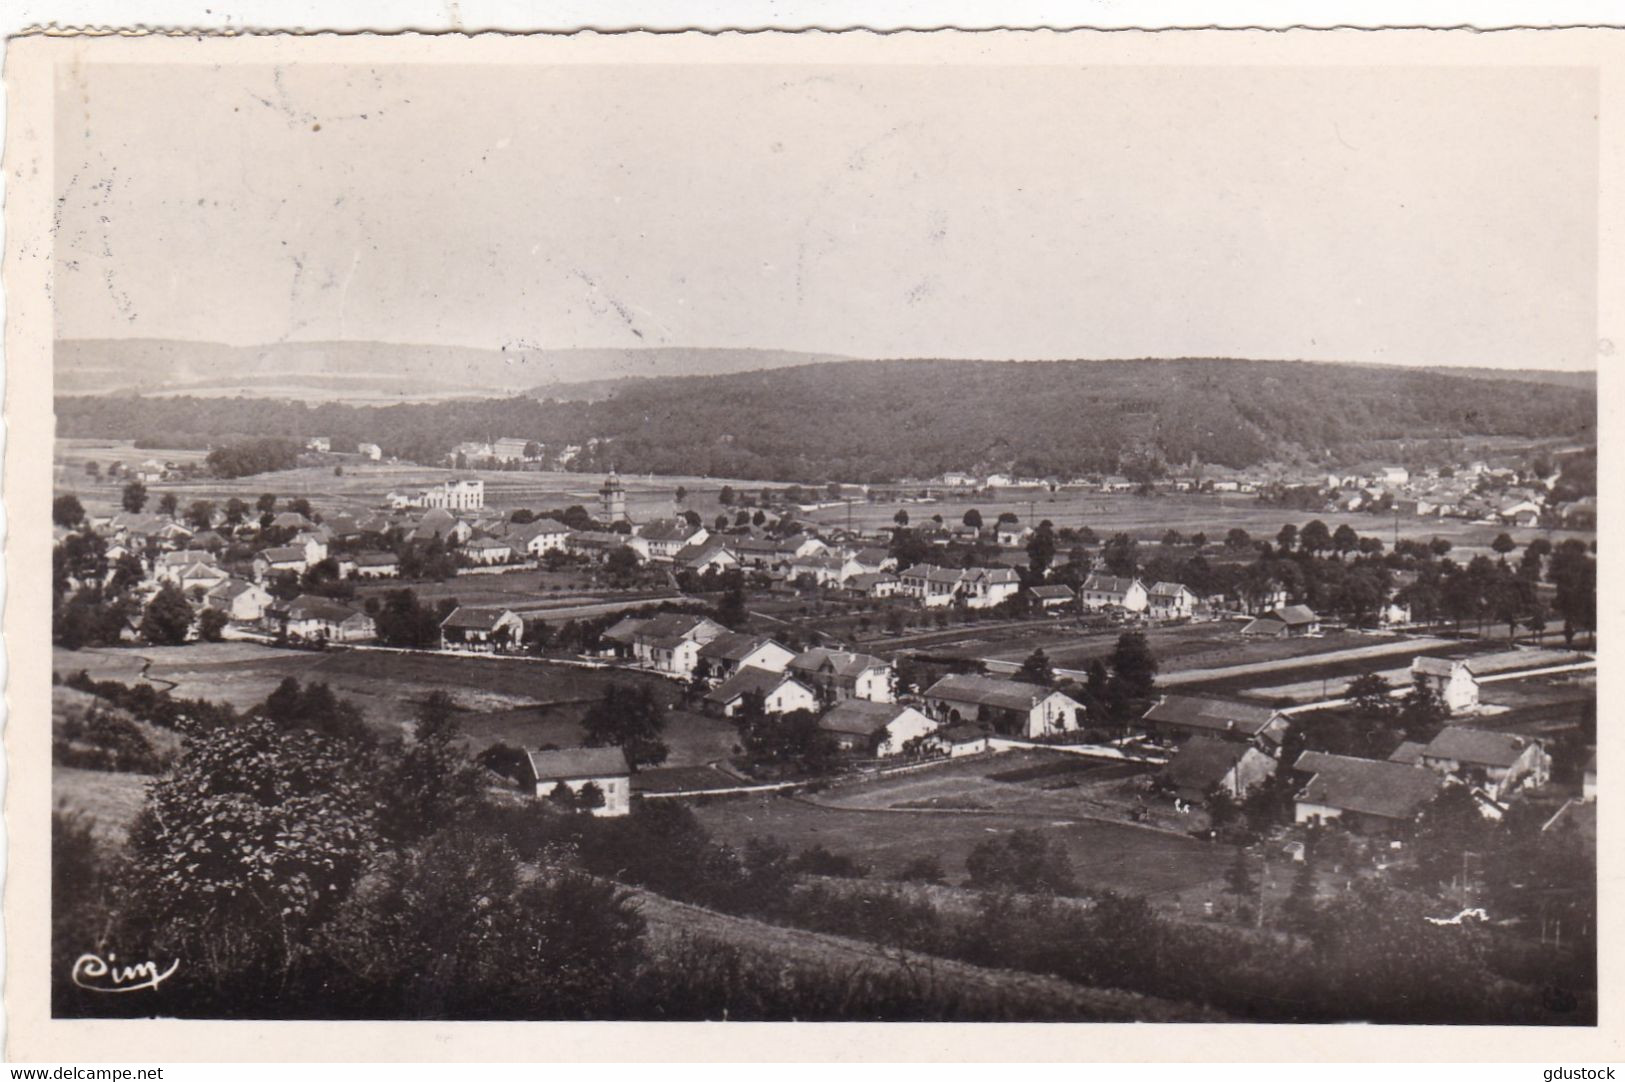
53,61 -> 1599,370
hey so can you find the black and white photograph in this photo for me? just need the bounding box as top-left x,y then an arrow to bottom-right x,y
7,26 -> 1611,1054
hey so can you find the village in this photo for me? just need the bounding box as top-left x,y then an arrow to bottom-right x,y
53,434 -> 1596,925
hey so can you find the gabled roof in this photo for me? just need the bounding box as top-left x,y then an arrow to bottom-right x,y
1162,737 -> 1253,792
1028,584 -> 1075,600
705,665 -> 810,706
637,518 -> 703,543
698,632 -> 788,663
353,551 -> 400,567
1082,574 -> 1142,594
1143,695 -> 1283,737
509,517 -> 571,541
1148,581 -> 1194,598
441,606 -> 519,631
258,545 -> 308,564
847,572 -> 898,589
1388,741 -> 1426,766
1293,751 -> 1443,821
818,699 -> 914,737
286,595 -> 369,624
206,578 -> 266,601
600,616 -> 648,644
923,673 -> 1060,713
527,746 -> 630,782
633,612 -> 723,644
1421,727 -> 1535,769
1267,604 -> 1320,626
462,537 -> 512,550
789,648 -> 889,679
271,512 -> 314,529
1412,656 -> 1471,678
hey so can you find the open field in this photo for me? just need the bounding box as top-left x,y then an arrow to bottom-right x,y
1240,646 -> 1592,705
694,753 -> 1234,900
51,643 -> 735,765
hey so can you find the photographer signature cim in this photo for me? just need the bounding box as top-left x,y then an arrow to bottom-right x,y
71,952 -> 178,993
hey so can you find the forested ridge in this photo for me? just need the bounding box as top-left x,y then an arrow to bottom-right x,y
56,358 -> 1595,483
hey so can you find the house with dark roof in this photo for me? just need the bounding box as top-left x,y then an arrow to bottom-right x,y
1418,727 -> 1550,799
204,578 -> 274,623
1027,584 -> 1076,609
696,632 -> 796,681
1141,695 -> 1291,749
352,551 -> 400,578
629,519 -> 709,562
674,538 -> 739,573
527,747 -> 632,816
895,564 -> 1019,609
1080,574 -> 1149,612
788,649 -> 895,703
631,613 -> 729,676
1241,604 -> 1321,637
920,674 -> 1082,739
1292,751 -> 1444,835
281,595 -> 376,643
704,666 -> 819,718
817,700 -> 937,757
1160,737 -> 1277,804
1146,582 -> 1199,620
507,517 -> 572,556
1411,657 -> 1479,714
460,537 -> 515,566
846,571 -> 901,599
440,606 -> 525,650
253,545 -> 310,582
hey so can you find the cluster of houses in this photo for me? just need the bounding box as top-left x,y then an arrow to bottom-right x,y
1150,653 -> 1560,835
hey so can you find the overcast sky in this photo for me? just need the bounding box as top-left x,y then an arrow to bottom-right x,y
53,61 -> 1598,369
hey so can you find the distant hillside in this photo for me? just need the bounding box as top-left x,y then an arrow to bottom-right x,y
1419,365 -> 1596,391
54,356 -> 1596,483
54,339 -> 850,401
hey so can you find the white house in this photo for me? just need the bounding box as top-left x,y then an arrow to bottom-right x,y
629,612 -> 730,676
510,517 -> 572,556
995,520 -> 1032,546
204,579 -> 274,623
629,519 -> 709,562
460,537 -> 515,566
253,545 -> 309,582
921,674 -> 1083,738
1146,582 -> 1198,620
352,552 -> 400,578
817,700 -> 937,757
282,595 -> 376,643
1418,728 -> 1550,801
357,442 -> 383,461
1411,657 -> 1479,714
440,606 -> 525,650
418,479 -> 485,511
1081,574 -> 1149,612
696,632 -> 797,681
527,747 -> 632,817
704,666 -> 820,717
788,649 -> 895,703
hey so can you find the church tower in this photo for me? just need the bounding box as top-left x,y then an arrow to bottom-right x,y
599,469 -> 629,525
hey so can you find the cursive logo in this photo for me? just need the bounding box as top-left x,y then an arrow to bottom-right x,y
71,952 -> 179,994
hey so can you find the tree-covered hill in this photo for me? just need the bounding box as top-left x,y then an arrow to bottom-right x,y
55,357 -> 1595,483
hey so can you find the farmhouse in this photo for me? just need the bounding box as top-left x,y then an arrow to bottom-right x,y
1141,695 -> 1291,749
696,632 -> 797,681
788,648 -> 895,703
352,551 -> 400,578
508,517 -> 572,556
204,578 -> 273,623
630,519 -> 709,562
1146,582 -> 1198,620
674,538 -> 739,574
156,548 -> 219,583
460,537 -> 515,566
788,552 -> 865,587
527,747 -> 632,817
1241,604 -> 1321,637
1080,574 -> 1149,612
847,571 -> 901,599
896,564 -> 1020,609
253,545 -> 309,581
1292,751 -> 1444,835
440,606 -> 525,650
631,613 -> 729,676
411,509 -> 474,545
1418,728 -> 1550,800
1026,584 -> 1076,609
921,674 -> 1082,738
178,561 -> 231,594
995,519 -> 1032,546
566,529 -> 633,562
1411,657 -> 1479,714
817,700 -> 937,757
704,666 -> 820,717
1161,737 -> 1277,804
929,722 -> 992,758
281,595 -> 376,643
